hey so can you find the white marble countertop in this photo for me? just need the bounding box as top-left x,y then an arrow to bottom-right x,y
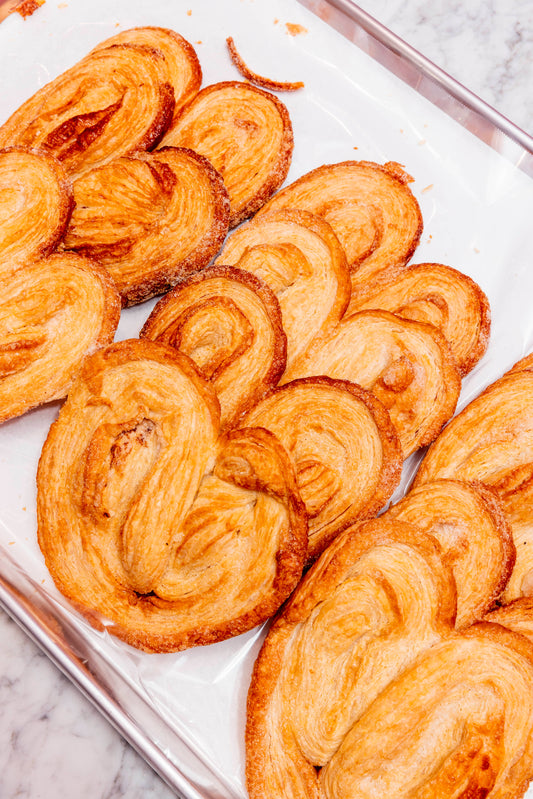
0,0 -> 532,797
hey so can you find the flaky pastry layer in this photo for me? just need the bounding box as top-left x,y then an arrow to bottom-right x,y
283,308 -> 461,457
215,209 -> 351,370
318,623 -> 533,799
257,159 -> 423,282
140,264 -> 287,428
89,26 -> 202,120
159,81 -> 294,226
243,376 -> 402,560
414,359 -> 533,604
348,261 -> 491,375
64,146 -> 230,306
37,339 -> 307,652
0,38 -> 175,179
246,516 -> 457,798
0,147 -> 73,267
0,252 -> 120,423
387,478 -> 515,628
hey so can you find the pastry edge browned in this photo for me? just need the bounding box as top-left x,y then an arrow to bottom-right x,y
141,263 -> 288,428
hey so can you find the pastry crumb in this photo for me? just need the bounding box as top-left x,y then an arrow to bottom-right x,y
12,0 -> 45,18
187,8 -> 192,15
422,184 -> 433,193
285,22 -> 307,36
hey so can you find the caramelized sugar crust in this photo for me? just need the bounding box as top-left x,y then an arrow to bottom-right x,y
64,146 -> 230,306
243,376 -> 402,560
37,339 -> 307,652
348,261 -> 491,376
159,81 -> 294,226
414,361 -> 533,604
141,264 -> 287,428
258,160 -> 423,282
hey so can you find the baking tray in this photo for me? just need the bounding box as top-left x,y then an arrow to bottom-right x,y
1,0 -> 533,796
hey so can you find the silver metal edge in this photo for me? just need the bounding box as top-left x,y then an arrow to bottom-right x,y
0,582 -> 186,797
297,0 -> 533,157
0,554 -> 219,799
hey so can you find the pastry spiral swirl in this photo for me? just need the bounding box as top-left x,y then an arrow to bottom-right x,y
242,377 -> 402,559
386,479 -> 515,628
347,261 -> 491,376
413,359 -> 533,604
63,146 -> 230,306
0,252 -> 120,423
140,264 -> 287,428
0,39 -> 175,179
245,515 -> 457,798
89,26 -> 202,120
215,209 -> 351,371
283,309 -> 461,457
0,147 -> 73,267
257,160 -> 423,282
158,81 -> 294,226
37,339 -> 307,652
318,624 -> 533,799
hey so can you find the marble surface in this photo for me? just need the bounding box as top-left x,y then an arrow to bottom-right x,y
0,1 -> 532,798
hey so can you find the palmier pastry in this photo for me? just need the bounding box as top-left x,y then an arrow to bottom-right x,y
242,377 -> 402,560
37,339 -> 307,652
0,252 -> 120,423
140,264 -> 286,428
386,479 -> 515,628
158,81 -> 294,226
0,38 -> 175,179
89,26 -> 202,120
413,360 -> 533,603
245,516 -> 457,798
214,209 -> 351,370
347,261 -> 491,375
63,147 -> 230,306
283,309 -> 461,457
257,160 -> 423,282
0,147 -> 73,266
316,624 -> 533,799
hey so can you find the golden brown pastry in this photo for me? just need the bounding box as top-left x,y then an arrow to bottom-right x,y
283,309 -> 461,457
226,36 -> 304,92
317,623 -> 533,799
37,339 -> 307,652
347,261 -> 491,375
140,264 -> 287,428
256,160 -> 423,282
214,209 -> 351,370
485,598 -> 533,644
242,377 -> 402,560
0,147 -> 73,266
63,146 -> 230,306
0,37 -> 176,179
245,515 -> 457,798
413,360 -> 533,604
0,252 -> 120,423
386,479 -> 515,628
89,26 -> 202,120
158,81 -> 294,226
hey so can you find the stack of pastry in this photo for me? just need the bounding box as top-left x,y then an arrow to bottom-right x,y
3,20 -> 533,799
245,356 -> 533,798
